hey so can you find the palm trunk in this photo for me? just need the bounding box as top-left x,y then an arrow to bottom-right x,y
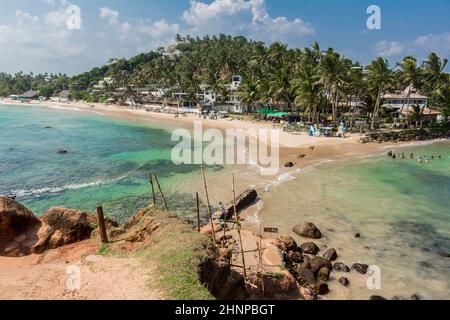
371,88 -> 382,130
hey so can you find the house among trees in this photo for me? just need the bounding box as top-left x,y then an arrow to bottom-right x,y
382,87 -> 429,118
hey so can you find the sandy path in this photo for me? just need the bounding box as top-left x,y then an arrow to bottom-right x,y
0,240 -> 164,300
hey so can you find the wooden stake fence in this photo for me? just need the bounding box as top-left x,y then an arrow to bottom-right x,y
201,165 -> 216,243
153,174 -> 169,211
196,192 -> 201,232
148,174 -> 156,205
232,174 -> 247,281
96,206 -> 109,244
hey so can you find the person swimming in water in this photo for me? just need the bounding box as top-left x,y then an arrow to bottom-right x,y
410,153 -> 414,160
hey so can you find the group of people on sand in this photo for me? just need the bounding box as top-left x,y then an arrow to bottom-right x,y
388,151 -> 443,163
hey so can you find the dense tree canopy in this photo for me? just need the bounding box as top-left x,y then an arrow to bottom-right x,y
1,34 -> 449,124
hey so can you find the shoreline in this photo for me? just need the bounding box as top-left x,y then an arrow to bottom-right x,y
0,98 -> 423,169
1,98 -> 449,300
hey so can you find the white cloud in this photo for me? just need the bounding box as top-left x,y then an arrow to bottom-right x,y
0,3 -> 86,74
97,7 -> 180,57
375,33 -> 450,58
375,41 -> 405,57
99,7 -> 119,26
182,0 -> 314,43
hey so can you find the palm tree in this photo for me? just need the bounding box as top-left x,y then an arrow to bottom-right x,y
319,49 -> 346,125
293,60 -> 323,121
396,56 -> 423,124
239,76 -> 260,112
365,57 -> 394,130
422,53 -> 448,111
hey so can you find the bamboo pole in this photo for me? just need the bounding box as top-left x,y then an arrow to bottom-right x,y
154,174 -> 169,211
196,192 -> 201,232
96,206 -> 109,244
148,174 -> 156,205
232,174 -> 247,281
201,165 -> 216,243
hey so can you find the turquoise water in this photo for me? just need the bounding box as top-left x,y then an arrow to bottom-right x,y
0,104 -> 204,222
1,104 -> 449,299
260,141 -> 450,299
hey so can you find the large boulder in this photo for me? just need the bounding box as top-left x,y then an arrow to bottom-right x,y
309,257 -> 332,275
295,266 -> 316,286
32,207 -> 93,253
293,222 -> 322,239
218,189 -> 258,219
279,235 -> 297,252
300,242 -> 320,255
0,196 -> 40,242
322,248 -> 338,261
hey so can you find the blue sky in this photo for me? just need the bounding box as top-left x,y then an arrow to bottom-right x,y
0,0 -> 449,74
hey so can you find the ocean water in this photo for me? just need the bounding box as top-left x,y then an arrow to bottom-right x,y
1,104 -> 449,299
258,141 -> 450,299
0,104 -> 208,222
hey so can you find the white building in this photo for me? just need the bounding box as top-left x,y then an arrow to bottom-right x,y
382,87 -> 428,110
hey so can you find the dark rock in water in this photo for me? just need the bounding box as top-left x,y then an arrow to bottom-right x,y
300,242 -> 320,255
313,282 -> 329,295
370,295 -> 387,300
438,251 -> 450,258
419,261 -> 433,269
310,257 -> 332,275
352,263 -> 369,275
317,267 -> 330,282
293,222 -> 322,239
333,262 -> 350,273
354,233 -> 361,238
279,235 -> 297,252
296,266 -> 316,286
322,248 -> 338,261
285,162 -> 294,168
218,189 -> 258,219
57,149 -> 68,154
338,277 -> 350,287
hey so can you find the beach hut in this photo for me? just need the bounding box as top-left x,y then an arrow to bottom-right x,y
20,90 -> 39,101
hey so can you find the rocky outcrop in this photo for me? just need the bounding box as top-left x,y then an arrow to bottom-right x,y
358,128 -> 450,144
199,255 -> 248,300
293,222 -> 322,239
32,207 -> 94,254
0,196 -> 40,242
0,199 -> 94,257
215,189 -> 258,220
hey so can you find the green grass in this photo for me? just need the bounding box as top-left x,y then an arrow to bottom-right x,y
136,207 -> 214,300
98,244 -> 111,256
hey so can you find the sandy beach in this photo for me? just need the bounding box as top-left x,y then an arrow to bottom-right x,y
0,98 -> 387,168
1,98 -> 449,301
